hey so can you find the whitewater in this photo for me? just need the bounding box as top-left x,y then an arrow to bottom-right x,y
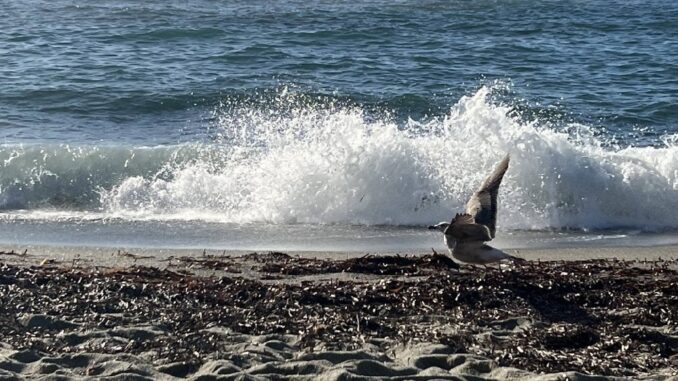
1,87 -> 677,236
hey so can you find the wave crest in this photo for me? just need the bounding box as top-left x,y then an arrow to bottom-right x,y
3,87 -> 677,230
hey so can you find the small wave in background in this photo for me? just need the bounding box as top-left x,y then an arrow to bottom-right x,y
2,86 -> 676,232
2,0 -> 678,250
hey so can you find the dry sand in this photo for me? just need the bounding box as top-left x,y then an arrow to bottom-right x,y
0,245 -> 676,380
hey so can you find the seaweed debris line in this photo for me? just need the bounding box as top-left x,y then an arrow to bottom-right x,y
0,253 -> 676,380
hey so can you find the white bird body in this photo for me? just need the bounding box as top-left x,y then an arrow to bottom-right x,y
443,235 -> 456,252
452,241 -> 512,265
429,155 -> 523,266
442,233 -> 511,264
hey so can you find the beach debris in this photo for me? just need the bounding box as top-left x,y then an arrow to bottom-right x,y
114,250 -> 155,262
0,249 -> 29,257
0,256 -> 675,377
38,258 -> 57,266
258,253 -> 460,276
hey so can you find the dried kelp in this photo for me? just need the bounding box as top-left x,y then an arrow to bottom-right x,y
259,253 -> 460,275
0,256 -> 676,376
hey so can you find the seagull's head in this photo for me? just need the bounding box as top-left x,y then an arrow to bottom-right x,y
428,222 -> 449,232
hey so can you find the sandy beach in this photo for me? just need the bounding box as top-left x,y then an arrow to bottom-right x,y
1,245 -> 676,380
4,0 -> 678,379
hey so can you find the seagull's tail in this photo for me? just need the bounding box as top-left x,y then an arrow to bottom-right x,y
507,251 -> 526,263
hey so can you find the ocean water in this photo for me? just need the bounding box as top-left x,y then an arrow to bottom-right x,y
1,0 -> 677,250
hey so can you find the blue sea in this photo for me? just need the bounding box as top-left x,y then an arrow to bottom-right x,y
1,0 -> 677,251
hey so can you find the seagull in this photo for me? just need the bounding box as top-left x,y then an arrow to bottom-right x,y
428,155 -> 523,266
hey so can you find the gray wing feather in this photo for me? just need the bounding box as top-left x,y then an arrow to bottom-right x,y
465,155 -> 510,238
444,213 -> 492,242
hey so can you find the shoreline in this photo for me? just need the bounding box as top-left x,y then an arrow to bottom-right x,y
1,248 -> 677,380
3,217 -> 678,256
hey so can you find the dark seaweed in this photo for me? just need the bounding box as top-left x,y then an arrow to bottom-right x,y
0,255 -> 676,376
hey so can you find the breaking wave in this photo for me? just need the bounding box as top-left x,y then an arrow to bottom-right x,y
1,87 -> 677,231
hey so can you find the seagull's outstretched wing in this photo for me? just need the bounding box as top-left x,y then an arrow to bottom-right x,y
444,213 -> 492,242
465,155 -> 510,239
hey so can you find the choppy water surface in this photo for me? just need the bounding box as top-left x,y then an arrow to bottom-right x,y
1,0 -> 677,249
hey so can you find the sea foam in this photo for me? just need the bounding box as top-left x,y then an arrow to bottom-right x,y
2,87 -> 677,230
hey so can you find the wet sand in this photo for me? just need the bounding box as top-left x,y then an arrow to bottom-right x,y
0,246 -> 676,380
